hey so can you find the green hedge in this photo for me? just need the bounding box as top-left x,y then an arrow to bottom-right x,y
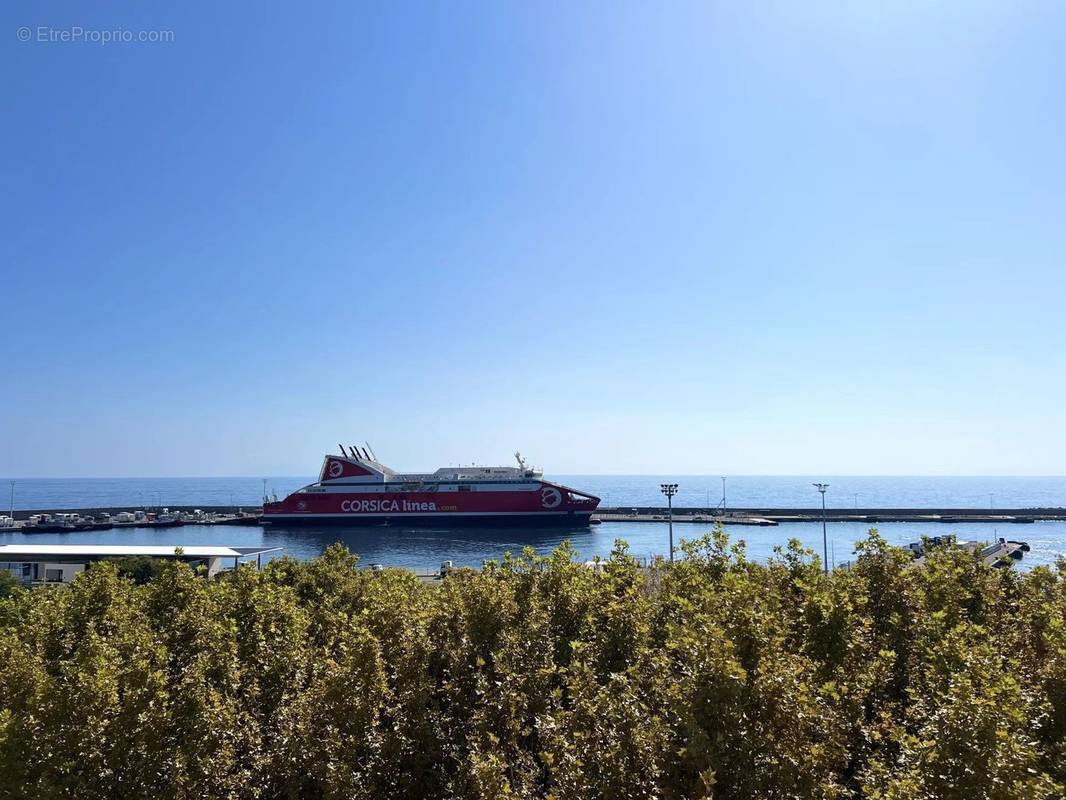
0,530 -> 1063,799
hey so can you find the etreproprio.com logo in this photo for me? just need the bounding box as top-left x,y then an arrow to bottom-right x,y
17,26 -> 175,44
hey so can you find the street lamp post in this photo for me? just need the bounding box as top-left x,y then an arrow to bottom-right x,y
813,483 -> 830,574
721,476 -> 726,514
660,483 -> 678,562
8,481 -> 14,522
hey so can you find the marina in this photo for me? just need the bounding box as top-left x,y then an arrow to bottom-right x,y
4,505 -> 1066,529
1,516 -> 1062,571
0,508 -> 261,534
2,476 -> 1064,572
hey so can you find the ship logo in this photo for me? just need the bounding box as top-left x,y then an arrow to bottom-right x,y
297,500 -> 307,510
327,460 -> 344,478
540,487 -> 562,509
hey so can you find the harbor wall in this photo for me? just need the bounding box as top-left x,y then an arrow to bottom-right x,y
6,505 -> 1066,523
599,507 -> 1060,523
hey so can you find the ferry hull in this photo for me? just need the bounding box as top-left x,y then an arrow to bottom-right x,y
261,510 -> 596,527
263,486 -> 599,527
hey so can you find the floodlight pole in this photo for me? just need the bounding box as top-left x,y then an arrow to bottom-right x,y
660,483 -> 678,562
814,483 -> 829,574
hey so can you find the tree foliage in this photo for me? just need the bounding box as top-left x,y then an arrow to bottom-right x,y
104,555 -> 170,585
0,532 -> 1062,799
0,570 -> 20,600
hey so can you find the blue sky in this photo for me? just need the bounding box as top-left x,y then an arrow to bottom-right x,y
3,1 -> 1065,477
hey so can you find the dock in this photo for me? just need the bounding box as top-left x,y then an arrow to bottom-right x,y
4,504 -> 1066,531
1,506 -> 262,533
592,506 -> 1062,524
908,537 -> 1030,568
594,511 -> 778,526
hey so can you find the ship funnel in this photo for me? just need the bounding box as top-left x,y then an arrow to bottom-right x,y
339,444 -> 349,457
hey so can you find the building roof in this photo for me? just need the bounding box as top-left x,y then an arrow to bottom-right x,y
0,544 -> 281,559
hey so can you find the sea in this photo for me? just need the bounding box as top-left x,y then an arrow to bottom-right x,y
2,475 -> 1065,570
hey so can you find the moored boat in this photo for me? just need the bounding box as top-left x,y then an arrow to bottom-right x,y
262,446 -> 600,526
150,509 -> 184,528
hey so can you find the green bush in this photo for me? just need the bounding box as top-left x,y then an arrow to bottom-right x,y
103,555 -> 170,585
0,570 -> 20,599
0,530 -> 1062,799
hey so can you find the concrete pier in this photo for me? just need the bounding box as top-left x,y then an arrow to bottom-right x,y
909,539 -> 1029,568
595,510 -> 778,525
593,506 -> 1061,524
5,505 -> 1066,528
4,505 -> 262,521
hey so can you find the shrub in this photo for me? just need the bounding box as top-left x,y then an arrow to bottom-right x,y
0,530 -> 1061,799
104,555 -> 169,585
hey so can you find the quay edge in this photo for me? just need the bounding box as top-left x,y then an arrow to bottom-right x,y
5,505 -> 1066,526
593,507 -> 1065,524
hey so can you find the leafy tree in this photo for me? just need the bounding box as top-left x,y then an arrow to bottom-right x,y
104,555 -> 169,584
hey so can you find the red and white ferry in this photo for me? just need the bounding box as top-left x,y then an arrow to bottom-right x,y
262,446 -> 600,526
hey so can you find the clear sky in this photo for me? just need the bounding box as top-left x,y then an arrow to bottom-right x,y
3,1 -> 1065,477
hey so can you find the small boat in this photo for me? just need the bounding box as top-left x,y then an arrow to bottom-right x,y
23,513 -> 78,533
150,509 -> 184,528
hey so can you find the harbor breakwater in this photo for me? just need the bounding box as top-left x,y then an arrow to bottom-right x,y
598,506 -> 1060,524
5,505 -> 259,521
7,504 -> 1066,524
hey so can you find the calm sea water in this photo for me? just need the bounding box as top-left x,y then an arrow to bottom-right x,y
4,475 -> 1066,511
1,519 -> 1063,570
1,476 -> 1063,570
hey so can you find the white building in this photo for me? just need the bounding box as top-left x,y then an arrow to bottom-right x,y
0,544 -> 281,585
